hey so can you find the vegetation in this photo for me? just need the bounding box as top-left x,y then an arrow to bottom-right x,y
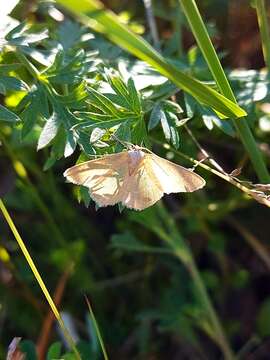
1,0 -> 270,359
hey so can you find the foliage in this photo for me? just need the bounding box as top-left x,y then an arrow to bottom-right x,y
1,0 -> 270,359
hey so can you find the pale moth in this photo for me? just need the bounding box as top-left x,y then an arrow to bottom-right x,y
64,146 -> 206,211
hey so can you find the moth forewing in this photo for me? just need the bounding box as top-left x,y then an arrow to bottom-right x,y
64,152 -> 130,207
149,153 -> 206,193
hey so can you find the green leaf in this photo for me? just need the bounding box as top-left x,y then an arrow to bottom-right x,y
111,231 -> 172,254
65,131 -> 78,157
21,98 -> 39,138
127,77 -> 141,113
87,87 -> 119,116
46,342 -> 62,360
132,117 -> 147,145
57,20 -> 84,50
90,127 -> 106,143
256,298 -> 270,337
162,100 -> 183,114
0,104 -> 20,122
19,340 -> 37,360
37,111 -> 61,150
0,76 -> 28,94
148,102 -> 162,130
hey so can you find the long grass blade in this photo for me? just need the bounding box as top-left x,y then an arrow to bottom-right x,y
0,199 -> 81,360
180,0 -> 270,183
85,296 -> 109,360
255,0 -> 270,70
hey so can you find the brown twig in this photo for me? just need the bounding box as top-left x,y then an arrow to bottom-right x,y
36,264 -> 74,360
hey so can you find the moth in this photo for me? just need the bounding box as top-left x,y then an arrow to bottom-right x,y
64,147 -> 206,211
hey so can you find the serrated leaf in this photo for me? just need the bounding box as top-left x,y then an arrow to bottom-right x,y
64,131 -> 77,157
43,153 -> 57,171
90,127 -> 106,143
5,21 -> 28,40
0,76 -> 28,94
166,111 -> 180,148
57,82 -> 88,106
132,117 -> 148,145
21,108 -> 38,137
79,186 -> 92,207
162,100 -> 183,114
148,102 -> 162,130
160,108 -> 171,140
104,92 -> 130,109
37,111 -> 60,150
106,70 -> 130,102
57,20 -> 83,49
87,87 -> 119,116
77,117 -> 136,130
77,131 -> 96,155
21,86 -> 50,138
77,111 -> 115,122
127,77 -> 141,113
0,104 -> 20,122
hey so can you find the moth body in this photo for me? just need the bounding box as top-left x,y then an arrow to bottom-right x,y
127,149 -> 145,176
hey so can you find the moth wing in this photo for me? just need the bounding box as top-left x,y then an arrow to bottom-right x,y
121,156 -> 164,210
148,153 -> 206,193
64,152 -> 129,207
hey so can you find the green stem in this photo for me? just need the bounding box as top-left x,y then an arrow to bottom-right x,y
180,0 -> 270,183
0,199 -> 81,360
186,259 -> 234,360
173,0 -> 183,57
85,297 -> 109,360
156,205 -> 234,359
255,0 -> 270,70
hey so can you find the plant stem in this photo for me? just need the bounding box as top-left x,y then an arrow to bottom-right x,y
142,0 -> 160,51
173,0 -> 183,57
0,199 -> 81,360
180,0 -> 270,183
152,138 -> 270,208
255,0 -> 270,70
85,297 -> 109,360
156,205 -> 234,359
186,259 -> 234,360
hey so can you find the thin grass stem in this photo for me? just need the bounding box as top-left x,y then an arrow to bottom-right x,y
0,199 -> 81,360
85,297 -> 109,360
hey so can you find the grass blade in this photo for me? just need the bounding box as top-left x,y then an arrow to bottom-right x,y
180,0 -> 270,183
255,0 -> 270,70
85,296 -> 109,360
